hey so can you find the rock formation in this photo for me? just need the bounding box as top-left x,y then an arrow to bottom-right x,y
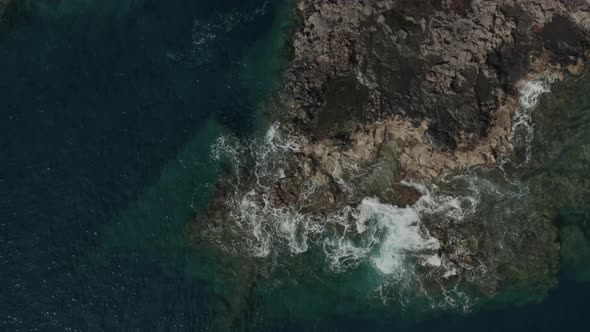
284,0 -> 589,179
191,0 -> 590,310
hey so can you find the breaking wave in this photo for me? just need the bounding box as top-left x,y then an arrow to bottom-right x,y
205,122 -> 532,310
512,77 -> 555,163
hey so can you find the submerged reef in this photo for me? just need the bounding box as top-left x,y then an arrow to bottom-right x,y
189,0 -> 590,325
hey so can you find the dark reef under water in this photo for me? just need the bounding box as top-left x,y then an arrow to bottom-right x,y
2,1 -> 590,331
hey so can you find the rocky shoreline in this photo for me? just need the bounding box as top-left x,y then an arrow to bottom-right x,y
191,0 -> 590,315
283,0 -> 589,179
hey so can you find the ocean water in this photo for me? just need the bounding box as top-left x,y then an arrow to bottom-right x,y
2,1 -> 590,331
1,0 -> 292,330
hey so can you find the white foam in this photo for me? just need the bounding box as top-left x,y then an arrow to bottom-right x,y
356,198 -> 440,275
207,123 -> 491,308
442,267 -> 458,278
424,254 -> 443,267
518,79 -> 552,110
323,236 -> 371,272
318,177 -> 482,283
210,123 -> 313,257
214,124 -> 480,268
512,77 -> 555,163
403,180 -> 478,223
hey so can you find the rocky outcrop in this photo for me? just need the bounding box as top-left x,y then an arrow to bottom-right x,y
273,0 -> 589,238
285,0 -> 588,149
192,0 -> 590,308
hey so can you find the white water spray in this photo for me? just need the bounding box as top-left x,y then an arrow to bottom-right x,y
512,77 -> 555,163
207,122 -> 528,310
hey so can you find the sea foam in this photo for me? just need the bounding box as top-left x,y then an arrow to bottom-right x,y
512,77 -> 555,163
209,123 -> 491,308
357,197 -> 440,275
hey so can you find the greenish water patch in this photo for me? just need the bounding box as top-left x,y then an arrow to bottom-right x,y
102,118 -> 223,253
527,72 -> 590,282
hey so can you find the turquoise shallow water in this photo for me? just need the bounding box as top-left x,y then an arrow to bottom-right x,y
2,1 -> 590,331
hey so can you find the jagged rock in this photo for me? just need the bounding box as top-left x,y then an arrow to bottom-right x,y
271,1 -> 590,236
279,0 -> 590,294
285,0 -> 589,148
193,0 -> 590,306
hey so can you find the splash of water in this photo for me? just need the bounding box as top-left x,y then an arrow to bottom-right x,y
207,123 -> 498,309
357,197 -> 441,274
512,77 -> 555,163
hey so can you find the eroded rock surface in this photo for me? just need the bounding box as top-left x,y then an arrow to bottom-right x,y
276,0 -> 588,292
192,0 -> 590,309
286,0 -> 588,157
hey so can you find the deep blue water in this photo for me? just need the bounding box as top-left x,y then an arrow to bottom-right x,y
1,0 -> 290,330
2,1 -> 590,331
